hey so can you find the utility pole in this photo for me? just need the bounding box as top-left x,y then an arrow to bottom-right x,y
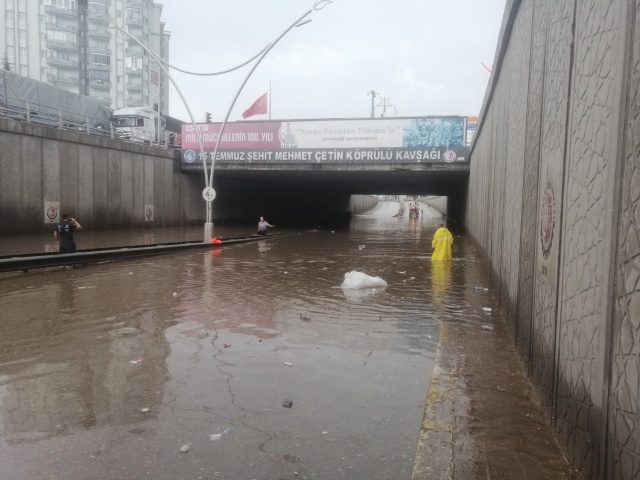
367,90 -> 377,118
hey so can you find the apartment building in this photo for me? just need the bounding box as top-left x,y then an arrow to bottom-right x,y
0,0 -> 170,112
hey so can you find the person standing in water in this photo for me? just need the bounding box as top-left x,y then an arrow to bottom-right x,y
431,223 -> 453,260
257,216 -> 275,236
54,214 -> 82,254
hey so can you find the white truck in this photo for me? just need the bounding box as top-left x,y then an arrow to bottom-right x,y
111,106 -> 171,146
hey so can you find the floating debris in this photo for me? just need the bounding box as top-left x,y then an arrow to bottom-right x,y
179,443 -> 191,453
282,398 -> 293,408
481,325 -> 494,331
284,362 -> 293,367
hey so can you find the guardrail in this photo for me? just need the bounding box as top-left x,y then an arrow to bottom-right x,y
0,235 -> 284,273
0,97 -> 180,150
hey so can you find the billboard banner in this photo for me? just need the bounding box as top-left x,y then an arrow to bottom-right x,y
182,146 -> 469,164
181,117 -> 469,164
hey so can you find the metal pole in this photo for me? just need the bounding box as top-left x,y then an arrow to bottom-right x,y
207,1 -> 332,191
371,90 -> 375,118
269,81 -> 272,120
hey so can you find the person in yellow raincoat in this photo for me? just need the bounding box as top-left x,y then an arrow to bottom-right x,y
432,223 -> 453,260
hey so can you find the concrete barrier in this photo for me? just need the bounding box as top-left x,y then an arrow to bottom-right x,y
0,116 -> 205,234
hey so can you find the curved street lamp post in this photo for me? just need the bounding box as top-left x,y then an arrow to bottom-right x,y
104,0 -> 332,241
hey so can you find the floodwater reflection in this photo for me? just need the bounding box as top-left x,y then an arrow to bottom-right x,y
0,209 -> 487,479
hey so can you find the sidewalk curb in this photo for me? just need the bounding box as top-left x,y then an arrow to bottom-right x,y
412,323 -> 459,480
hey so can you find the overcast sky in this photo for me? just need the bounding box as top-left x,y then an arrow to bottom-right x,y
159,0 -> 506,123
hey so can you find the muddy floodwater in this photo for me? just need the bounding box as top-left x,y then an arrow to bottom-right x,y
0,203 -> 492,479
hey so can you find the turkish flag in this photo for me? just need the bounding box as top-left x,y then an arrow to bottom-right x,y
242,92 -> 268,119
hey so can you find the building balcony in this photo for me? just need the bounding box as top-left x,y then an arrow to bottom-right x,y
88,29 -> 110,40
44,5 -> 78,18
126,48 -> 143,57
47,74 -> 79,86
128,0 -> 143,8
126,82 -> 143,91
89,63 -> 111,72
46,57 -> 79,69
89,79 -> 112,89
126,68 -> 142,76
89,45 -> 111,54
127,35 -> 144,45
45,22 -> 78,34
126,15 -> 143,26
89,15 -> 109,25
46,39 -> 78,52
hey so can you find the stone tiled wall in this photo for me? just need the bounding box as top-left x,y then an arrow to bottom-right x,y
557,1 -> 626,477
467,0 -> 634,478
516,0 -> 547,371
609,2 -> 640,479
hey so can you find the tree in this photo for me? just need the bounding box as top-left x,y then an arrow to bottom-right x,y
3,52 -> 10,71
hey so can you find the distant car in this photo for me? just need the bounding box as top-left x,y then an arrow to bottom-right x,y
28,111 -> 59,127
89,122 -> 113,137
0,103 -> 26,122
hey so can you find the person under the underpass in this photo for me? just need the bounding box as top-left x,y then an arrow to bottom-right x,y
431,222 -> 453,261
54,213 -> 82,254
257,216 -> 275,236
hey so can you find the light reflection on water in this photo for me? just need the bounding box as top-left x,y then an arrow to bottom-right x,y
0,208 -> 490,479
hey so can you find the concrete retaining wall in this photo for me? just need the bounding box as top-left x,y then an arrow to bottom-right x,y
467,1 -> 639,478
348,194 -> 379,213
0,117 -> 205,234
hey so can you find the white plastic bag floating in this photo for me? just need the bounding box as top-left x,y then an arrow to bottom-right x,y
341,271 -> 388,289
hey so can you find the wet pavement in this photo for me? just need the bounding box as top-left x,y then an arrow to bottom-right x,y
0,203 -> 575,479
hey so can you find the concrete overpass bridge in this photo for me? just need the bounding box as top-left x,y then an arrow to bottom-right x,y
179,116 -> 470,223
0,114 -> 470,234
182,152 -> 470,224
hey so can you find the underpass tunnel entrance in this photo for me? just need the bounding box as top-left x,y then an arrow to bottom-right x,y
349,194 -> 465,231
207,168 -> 469,231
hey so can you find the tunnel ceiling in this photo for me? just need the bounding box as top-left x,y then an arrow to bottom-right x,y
205,165 -> 469,196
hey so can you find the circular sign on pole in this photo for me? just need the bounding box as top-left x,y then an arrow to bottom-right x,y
202,187 -> 216,202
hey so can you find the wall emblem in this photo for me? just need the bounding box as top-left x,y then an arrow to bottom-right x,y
184,150 -> 197,163
46,205 -> 58,221
540,182 -> 555,259
443,150 -> 457,163
145,205 -> 154,222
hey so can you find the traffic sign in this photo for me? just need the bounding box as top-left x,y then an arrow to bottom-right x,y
202,187 -> 216,201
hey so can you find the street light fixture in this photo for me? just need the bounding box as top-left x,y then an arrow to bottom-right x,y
104,0 -> 332,241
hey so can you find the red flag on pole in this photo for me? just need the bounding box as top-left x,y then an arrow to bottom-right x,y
242,92 -> 268,119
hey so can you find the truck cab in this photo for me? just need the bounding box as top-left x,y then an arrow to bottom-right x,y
111,106 -> 166,144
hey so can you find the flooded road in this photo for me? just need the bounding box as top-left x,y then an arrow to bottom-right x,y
0,203 -> 491,479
